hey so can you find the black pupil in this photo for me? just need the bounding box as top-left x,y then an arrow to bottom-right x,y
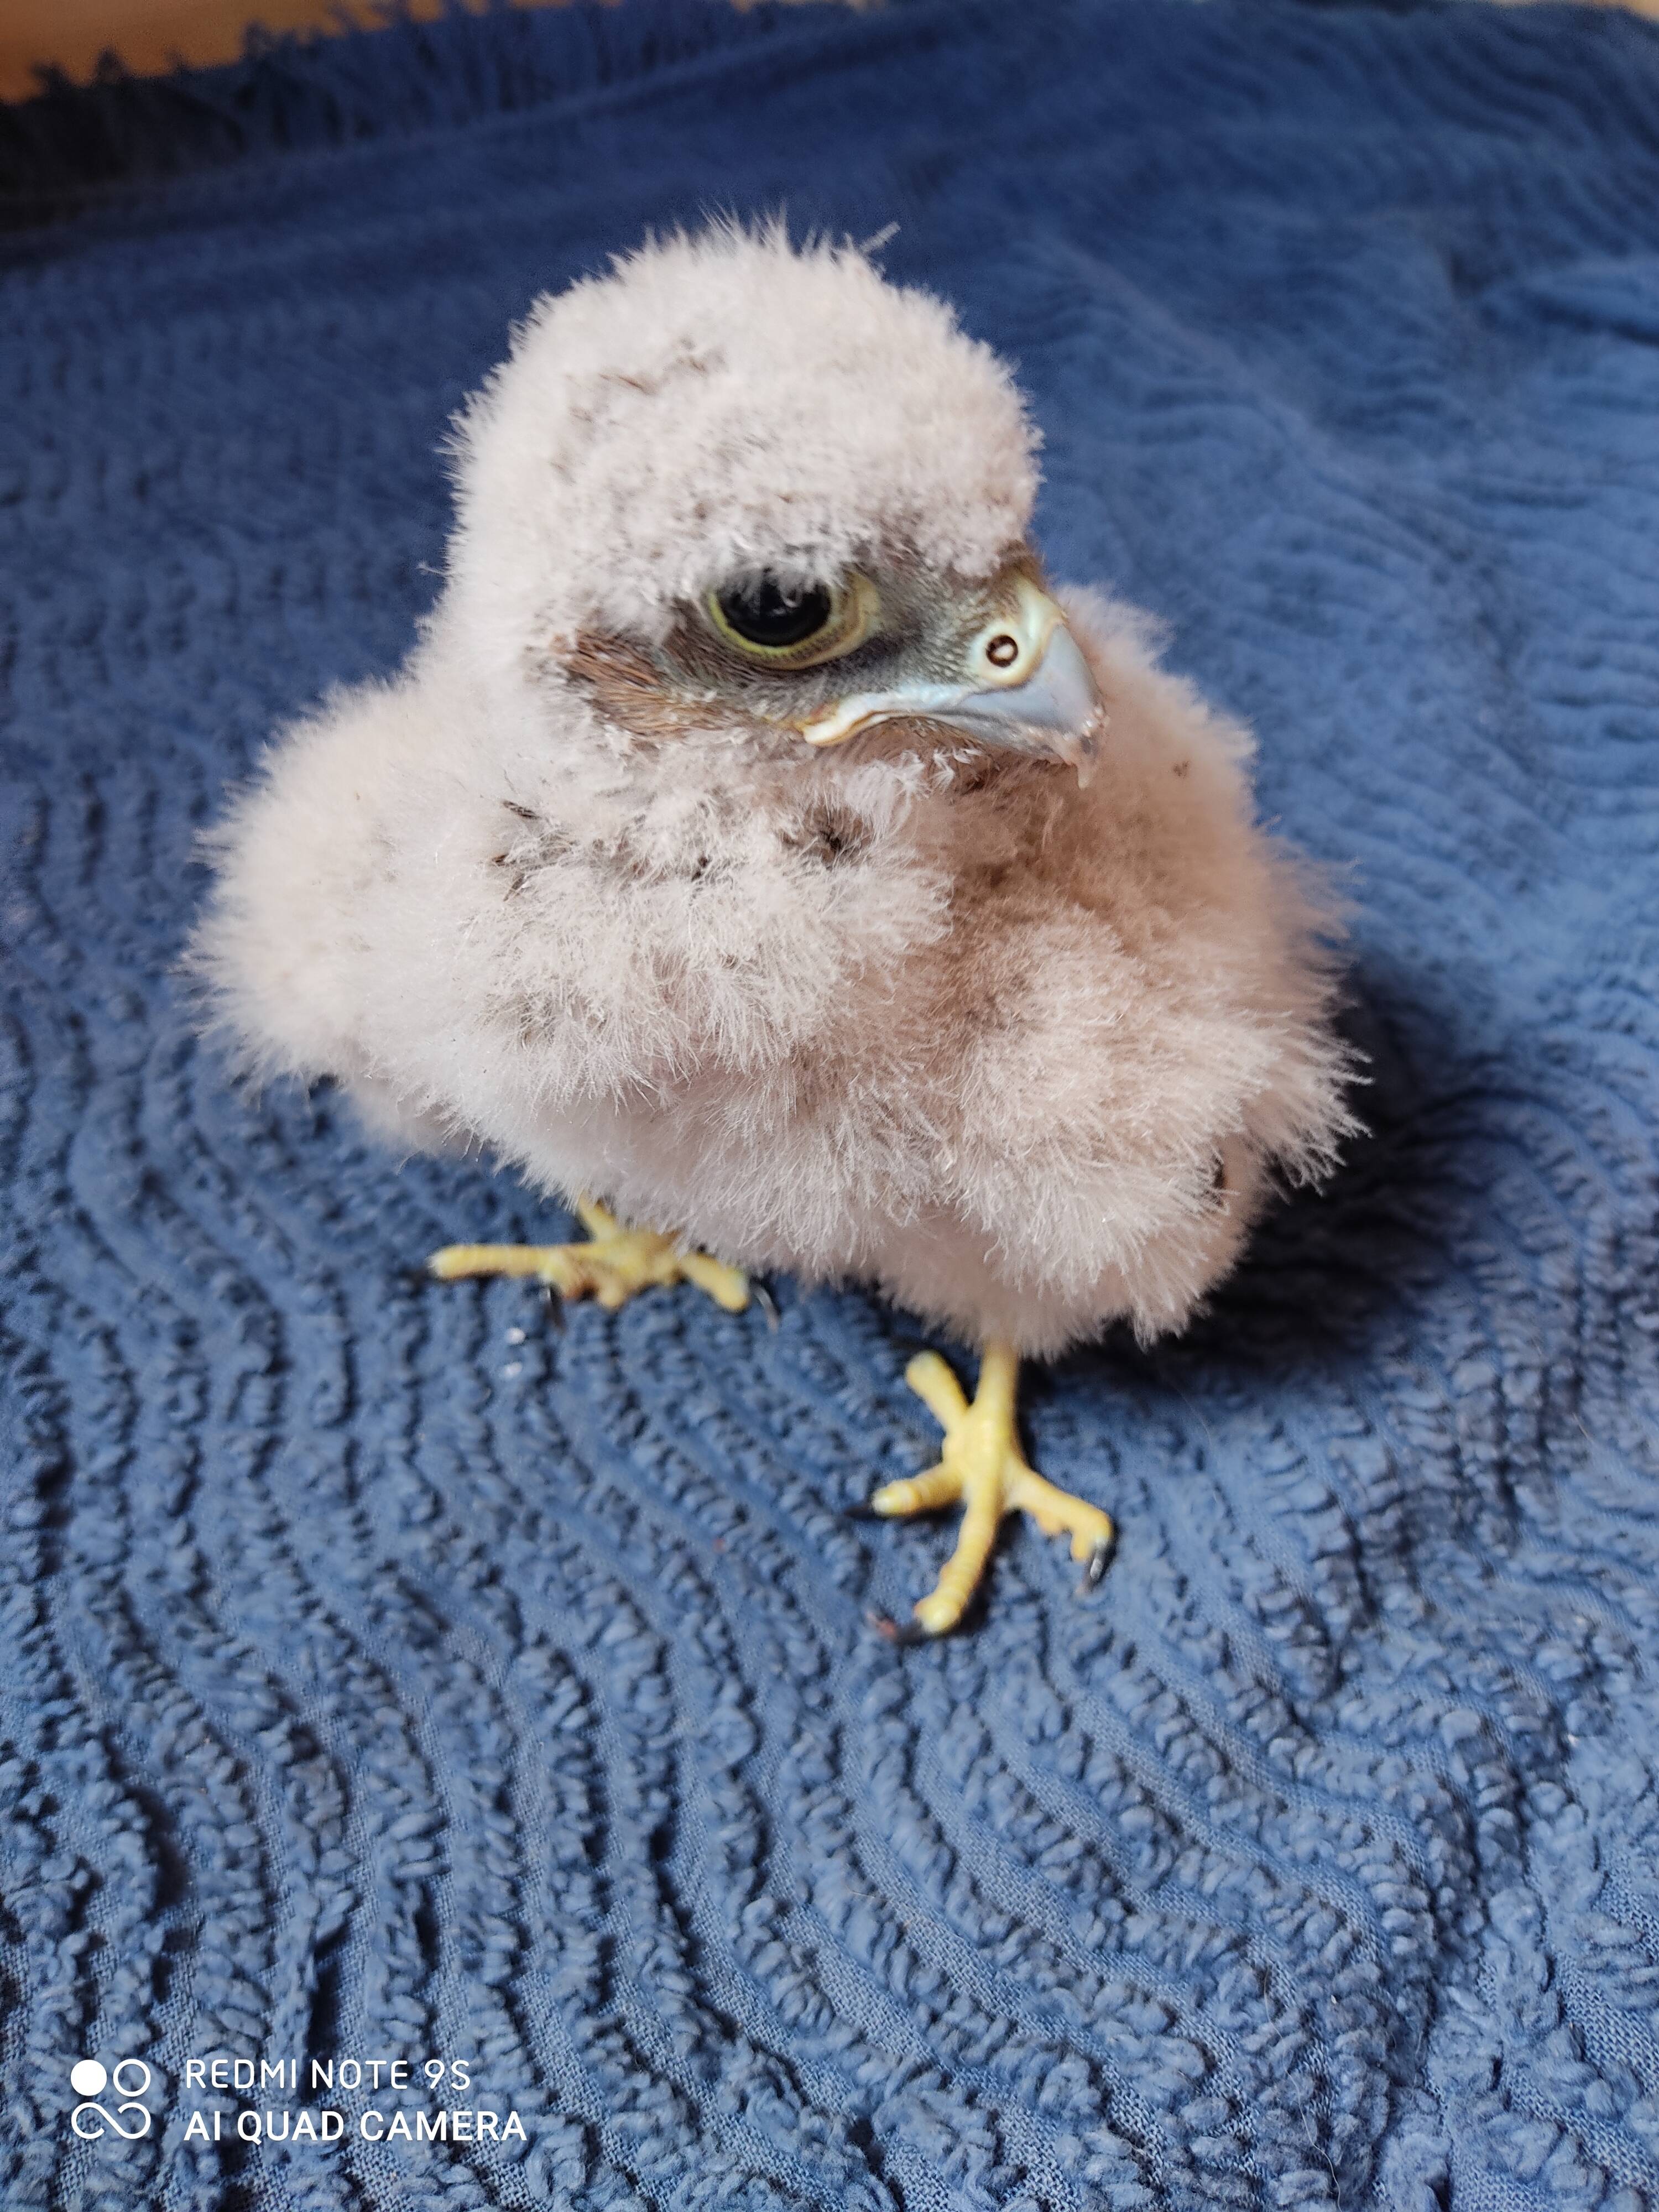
717,576 -> 833,650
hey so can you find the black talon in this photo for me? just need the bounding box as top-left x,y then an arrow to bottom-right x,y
1078,1538 -> 1114,1595
752,1280 -> 781,1331
844,1499 -> 885,1521
866,1609 -> 933,1647
541,1284 -> 565,1328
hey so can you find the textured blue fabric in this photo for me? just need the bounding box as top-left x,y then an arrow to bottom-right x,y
4,2 -> 1659,2206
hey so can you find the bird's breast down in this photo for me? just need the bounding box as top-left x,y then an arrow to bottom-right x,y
196,593 -> 1350,1358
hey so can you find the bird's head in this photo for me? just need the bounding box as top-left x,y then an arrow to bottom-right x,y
444,225 -> 1104,777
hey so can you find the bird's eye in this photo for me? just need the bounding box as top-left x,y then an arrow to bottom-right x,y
705,571 -> 877,670
715,577 -> 832,650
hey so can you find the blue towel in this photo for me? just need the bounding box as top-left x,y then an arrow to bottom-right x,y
4,2 -> 1658,2205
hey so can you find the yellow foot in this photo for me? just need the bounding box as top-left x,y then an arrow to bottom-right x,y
427,1198 -> 750,1314
858,1340 -> 1114,1640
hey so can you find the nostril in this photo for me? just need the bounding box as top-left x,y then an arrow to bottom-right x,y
985,634 -> 1019,669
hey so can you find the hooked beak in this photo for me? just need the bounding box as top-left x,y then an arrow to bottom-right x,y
794,576 -> 1106,781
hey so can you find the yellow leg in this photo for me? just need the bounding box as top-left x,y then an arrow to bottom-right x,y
428,1198 -> 750,1314
861,1341 -> 1114,1640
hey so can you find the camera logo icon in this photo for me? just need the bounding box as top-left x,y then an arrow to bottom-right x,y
70,2058 -> 154,2140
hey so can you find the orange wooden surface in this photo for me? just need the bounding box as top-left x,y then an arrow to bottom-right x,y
1,0 -> 539,103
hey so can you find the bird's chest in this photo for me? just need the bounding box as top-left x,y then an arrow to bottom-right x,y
492,755 -> 1131,1118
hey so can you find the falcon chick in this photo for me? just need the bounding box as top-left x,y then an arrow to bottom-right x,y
195,227 -> 1354,1639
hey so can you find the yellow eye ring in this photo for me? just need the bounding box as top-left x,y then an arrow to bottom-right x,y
705,571 -> 878,670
